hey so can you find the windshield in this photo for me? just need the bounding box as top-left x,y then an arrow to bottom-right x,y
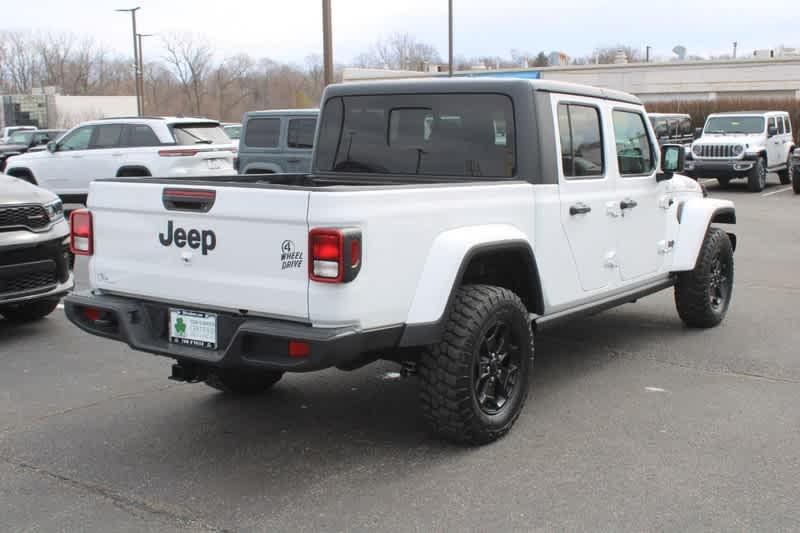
704,116 -> 765,134
223,125 -> 242,140
316,93 -> 516,177
8,131 -> 35,145
171,123 -> 232,145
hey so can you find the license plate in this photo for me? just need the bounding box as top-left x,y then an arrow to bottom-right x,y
206,158 -> 224,170
169,309 -> 217,349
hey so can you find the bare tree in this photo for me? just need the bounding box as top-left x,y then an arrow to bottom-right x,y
163,33 -> 213,115
357,33 -> 441,71
212,54 -> 254,120
1,31 -> 42,92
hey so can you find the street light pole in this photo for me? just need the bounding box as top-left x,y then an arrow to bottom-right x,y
137,33 -> 153,114
322,0 -> 334,86
116,7 -> 142,116
448,0 -> 453,76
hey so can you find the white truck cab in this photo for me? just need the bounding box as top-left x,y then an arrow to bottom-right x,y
687,111 -> 795,191
64,79 -> 736,445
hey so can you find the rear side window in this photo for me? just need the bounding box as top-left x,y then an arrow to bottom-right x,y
244,118 -> 281,148
679,117 -> 693,135
172,123 -> 231,145
557,103 -> 604,178
613,110 -> 655,176
316,93 -> 516,177
287,118 -> 316,149
124,125 -> 161,147
783,117 -> 791,134
90,124 -> 123,149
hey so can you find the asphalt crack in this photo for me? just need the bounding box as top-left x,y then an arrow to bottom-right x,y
1,456 -> 230,532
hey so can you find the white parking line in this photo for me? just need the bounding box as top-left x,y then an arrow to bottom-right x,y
761,186 -> 793,197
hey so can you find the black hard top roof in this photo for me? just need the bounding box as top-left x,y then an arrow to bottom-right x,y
323,77 -> 642,105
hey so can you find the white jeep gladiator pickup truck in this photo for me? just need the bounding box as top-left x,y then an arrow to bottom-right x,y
65,79 -> 736,445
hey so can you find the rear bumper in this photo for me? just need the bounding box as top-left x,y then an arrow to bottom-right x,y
64,292 -> 403,372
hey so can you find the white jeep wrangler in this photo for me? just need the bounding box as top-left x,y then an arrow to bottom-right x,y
64,79 -> 736,445
686,111 -> 795,192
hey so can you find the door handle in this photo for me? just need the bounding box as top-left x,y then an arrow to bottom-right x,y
569,203 -> 592,216
111,152 -> 124,157
620,199 -> 638,210
287,158 -> 301,164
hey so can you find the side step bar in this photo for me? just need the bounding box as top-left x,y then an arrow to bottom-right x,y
532,278 -> 675,330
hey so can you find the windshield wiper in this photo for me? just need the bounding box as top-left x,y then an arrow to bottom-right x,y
179,128 -> 213,144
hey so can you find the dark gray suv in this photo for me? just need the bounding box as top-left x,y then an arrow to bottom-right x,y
0,173 -> 73,322
237,109 -> 318,174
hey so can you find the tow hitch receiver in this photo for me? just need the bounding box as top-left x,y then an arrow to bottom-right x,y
169,363 -> 207,383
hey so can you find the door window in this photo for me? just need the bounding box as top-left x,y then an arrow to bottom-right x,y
90,124 -> 124,149
287,118 -> 316,149
557,103 -> 604,178
58,126 -> 94,151
613,110 -> 655,176
783,117 -> 792,134
123,125 -> 161,147
244,118 -> 281,148
777,117 -> 785,134
679,117 -> 693,136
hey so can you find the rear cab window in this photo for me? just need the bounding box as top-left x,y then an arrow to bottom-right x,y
315,93 -> 516,177
171,123 -> 231,146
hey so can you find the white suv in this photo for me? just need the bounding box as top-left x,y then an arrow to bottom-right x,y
686,111 -> 795,192
4,117 -> 236,204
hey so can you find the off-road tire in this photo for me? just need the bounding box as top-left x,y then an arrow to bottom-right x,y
717,177 -> 731,188
0,299 -> 59,323
205,369 -> 283,395
418,285 -> 533,445
747,157 -> 767,192
792,165 -> 800,194
675,228 -> 734,328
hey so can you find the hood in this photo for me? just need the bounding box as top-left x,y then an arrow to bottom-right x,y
0,173 -> 58,206
0,143 -> 28,154
694,133 -> 761,145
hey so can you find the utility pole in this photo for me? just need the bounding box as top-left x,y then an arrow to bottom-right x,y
448,0 -> 454,76
646,45 -> 652,63
137,33 -> 153,114
733,41 -> 738,59
116,7 -> 142,116
322,0 -> 334,86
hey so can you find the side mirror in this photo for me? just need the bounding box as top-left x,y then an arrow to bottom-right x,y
657,144 -> 684,182
694,127 -> 703,139
47,141 -> 57,153
768,126 -> 778,137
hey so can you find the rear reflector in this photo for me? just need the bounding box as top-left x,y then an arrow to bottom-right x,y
288,340 -> 310,358
69,210 -> 93,256
83,307 -> 104,322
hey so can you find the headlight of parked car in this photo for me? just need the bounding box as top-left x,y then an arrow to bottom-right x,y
692,145 -> 702,156
732,145 -> 744,156
44,199 -> 64,222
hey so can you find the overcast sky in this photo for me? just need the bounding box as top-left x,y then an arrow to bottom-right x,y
6,0 -> 797,65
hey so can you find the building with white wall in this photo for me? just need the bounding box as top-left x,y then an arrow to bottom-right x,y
0,90 -> 137,129
343,56 -> 800,102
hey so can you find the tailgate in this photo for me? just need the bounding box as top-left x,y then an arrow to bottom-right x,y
87,181 -> 310,321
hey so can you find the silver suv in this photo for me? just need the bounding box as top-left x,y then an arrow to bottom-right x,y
0,173 -> 74,322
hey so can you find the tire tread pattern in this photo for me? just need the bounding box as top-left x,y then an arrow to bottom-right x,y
675,228 -> 733,328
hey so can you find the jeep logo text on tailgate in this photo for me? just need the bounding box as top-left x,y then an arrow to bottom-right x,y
159,220 -> 217,255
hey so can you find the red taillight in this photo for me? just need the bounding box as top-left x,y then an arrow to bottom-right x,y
70,209 -> 93,256
158,148 -> 199,157
288,340 -> 310,358
308,228 -> 362,283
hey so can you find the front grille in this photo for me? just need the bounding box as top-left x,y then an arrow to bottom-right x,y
0,204 -> 50,230
696,145 -> 737,158
0,270 -> 57,296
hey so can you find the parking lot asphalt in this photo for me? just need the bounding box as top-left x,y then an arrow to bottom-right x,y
1,178 -> 799,532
